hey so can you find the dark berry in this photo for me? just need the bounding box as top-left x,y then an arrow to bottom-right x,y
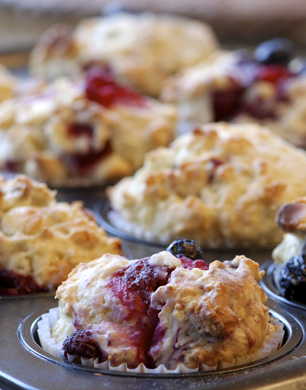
278,254 -> 306,304
254,38 -> 294,65
166,239 -> 204,261
0,266 -> 49,295
63,330 -> 105,363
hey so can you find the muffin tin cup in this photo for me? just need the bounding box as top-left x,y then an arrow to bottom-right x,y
261,260 -> 306,311
93,199 -> 275,264
35,307 -> 284,376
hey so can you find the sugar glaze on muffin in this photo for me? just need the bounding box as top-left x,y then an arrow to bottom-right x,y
52,251 -> 274,369
109,122 -> 306,248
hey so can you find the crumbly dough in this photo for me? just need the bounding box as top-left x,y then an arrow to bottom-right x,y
109,122 -> 306,248
272,198 -> 306,264
0,175 -> 121,289
0,78 -> 176,187
30,13 -> 218,97
162,50 -> 306,148
52,252 -> 272,369
149,255 -> 269,368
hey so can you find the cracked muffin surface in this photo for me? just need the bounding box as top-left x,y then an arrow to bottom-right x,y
109,122 -> 306,248
52,251 -> 273,369
0,175 -> 121,294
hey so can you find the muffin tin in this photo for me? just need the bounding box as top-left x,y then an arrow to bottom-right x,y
1,269 -> 306,390
2,44 -> 306,387
0,189 -> 306,389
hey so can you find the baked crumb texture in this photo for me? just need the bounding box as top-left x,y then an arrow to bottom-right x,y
52,252 -> 273,369
0,175 -> 121,292
0,78 -> 176,187
30,13 -> 218,97
109,122 -> 306,248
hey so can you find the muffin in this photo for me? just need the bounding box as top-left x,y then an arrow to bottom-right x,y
0,70 -> 176,187
162,39 -> 306,148
272,198 -> 306,304
0,175 -> 121,295
0,64 -> 16,103
108,122 -> 306,248
51,246 -> 275,369
30,13 -> 218,97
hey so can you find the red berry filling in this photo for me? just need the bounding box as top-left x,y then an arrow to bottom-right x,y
64,255 -> 209,368
67,123 -> 94,138
61,140 -> 113,175
0,265 -> 48,295
5,159 -> 22,173
85,67 -> 146,108
212,59 -> 295,122
178,255 -> 209,271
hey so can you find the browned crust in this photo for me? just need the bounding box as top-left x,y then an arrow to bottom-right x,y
277,198 -> 306,233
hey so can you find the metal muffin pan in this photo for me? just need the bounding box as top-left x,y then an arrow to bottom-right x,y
1,183 -> 306,389
18,307 -> 300,378
261,260 -> 306,311
1,295 -> 306,390
93,199 -> 275,265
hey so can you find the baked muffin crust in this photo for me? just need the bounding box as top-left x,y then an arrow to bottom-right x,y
0,175 -> 121,291
109,122 -> 306,248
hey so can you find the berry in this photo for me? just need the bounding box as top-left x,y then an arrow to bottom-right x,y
85,67 -> 145,108
278,254 -> 306,304
254,38 -> 294,65
63,330 -> 104,363
0,266 -> 48,295
166,239 -> 205,261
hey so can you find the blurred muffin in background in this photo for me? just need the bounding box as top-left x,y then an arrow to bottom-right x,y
162,39 -> 306,148
0,68 -> 176,187
30,12 -> 218,97
0,64 -> 16,103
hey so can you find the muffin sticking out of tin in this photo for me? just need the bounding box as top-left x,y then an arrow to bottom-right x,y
0,175 -> 121,295
108,122 -> 306,248
49,242 -> 279,371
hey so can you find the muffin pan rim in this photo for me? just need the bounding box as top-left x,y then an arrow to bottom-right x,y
17,306 -> 301,379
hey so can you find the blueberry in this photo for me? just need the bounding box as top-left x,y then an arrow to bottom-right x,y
254,38 -> 294,65
166,239 -> 204,260
278,253 -> 306,304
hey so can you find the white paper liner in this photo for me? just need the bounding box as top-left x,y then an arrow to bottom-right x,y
37,308 -> 285,374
